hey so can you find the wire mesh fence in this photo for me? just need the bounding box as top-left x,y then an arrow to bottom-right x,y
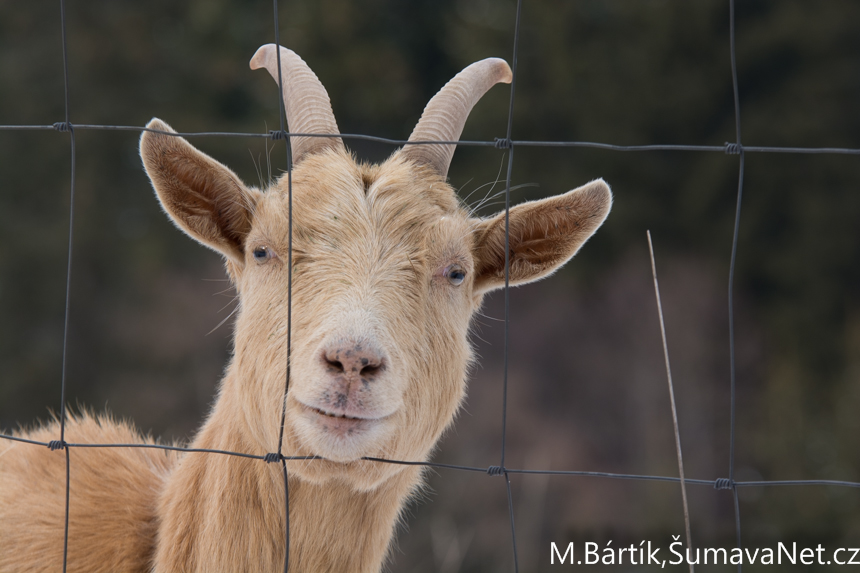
1,0 -> 859,572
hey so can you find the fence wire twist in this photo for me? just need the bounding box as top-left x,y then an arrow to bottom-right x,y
1,1 -> 860,572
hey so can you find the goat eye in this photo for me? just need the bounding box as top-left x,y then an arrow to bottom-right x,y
252,246 -> 271,263
446,266 -> 466,286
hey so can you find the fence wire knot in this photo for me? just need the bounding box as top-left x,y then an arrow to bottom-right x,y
53,121 -> 72,132
724,142 -> 743,155
494,137 -> 512,149
269,129 -> 288,141
47,440 -> 66,451
714,477 -> 734,490
264,452 -> 282,463
487,465 -> 505,476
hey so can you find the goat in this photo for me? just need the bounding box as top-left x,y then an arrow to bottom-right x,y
0,44 -> 611,572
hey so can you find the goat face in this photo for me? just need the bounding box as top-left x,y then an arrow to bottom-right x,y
140,46 -> 611,491
240,150 -> 477,488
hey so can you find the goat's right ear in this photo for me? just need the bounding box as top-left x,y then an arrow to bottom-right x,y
140,118 -> 259,265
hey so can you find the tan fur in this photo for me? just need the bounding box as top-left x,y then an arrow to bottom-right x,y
0,70 -> 611,573
0,413 -> 176,572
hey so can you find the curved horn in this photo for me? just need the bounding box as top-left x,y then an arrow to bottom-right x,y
250,44 -> 344,165
401,58 -> 512,178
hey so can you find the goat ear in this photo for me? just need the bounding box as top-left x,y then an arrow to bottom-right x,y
140,118 -> 259,265
472,179 -> 611,293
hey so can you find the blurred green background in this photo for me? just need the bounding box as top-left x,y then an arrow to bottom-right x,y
1,1 -> 859,571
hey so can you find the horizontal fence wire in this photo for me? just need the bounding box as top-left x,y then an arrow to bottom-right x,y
1,0 -> 859,571
4,431 -> 860,490
3,123 -> 860,155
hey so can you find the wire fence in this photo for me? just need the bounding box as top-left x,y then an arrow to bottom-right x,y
1,1 -> 859,572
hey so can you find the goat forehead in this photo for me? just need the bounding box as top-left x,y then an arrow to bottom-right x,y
254,153 -> 471,254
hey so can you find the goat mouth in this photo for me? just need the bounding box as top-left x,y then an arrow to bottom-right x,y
296,401 -> 388,424
292,400 -> 393,461
309,406 -> 364,421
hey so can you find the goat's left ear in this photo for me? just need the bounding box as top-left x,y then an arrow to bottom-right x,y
140,118 -> 259,265
472,179 -> 611,293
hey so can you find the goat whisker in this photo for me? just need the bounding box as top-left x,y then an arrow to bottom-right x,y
206,302 -> 241,336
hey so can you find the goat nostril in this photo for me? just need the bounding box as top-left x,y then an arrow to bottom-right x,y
358,355 -> 385,377
324,356 -> 345,373
360,364 -> 382,377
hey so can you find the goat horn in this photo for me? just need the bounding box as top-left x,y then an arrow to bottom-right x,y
250,44 -> 344,165
402,58 -> 512,179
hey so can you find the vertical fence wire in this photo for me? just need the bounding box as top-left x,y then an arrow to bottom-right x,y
56,0 -> 75,570
500,0 -> 525,570
726,0 -> 746,569
270,1 -> 293,571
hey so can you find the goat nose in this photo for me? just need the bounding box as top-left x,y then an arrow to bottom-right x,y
322,342 -> 386,380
